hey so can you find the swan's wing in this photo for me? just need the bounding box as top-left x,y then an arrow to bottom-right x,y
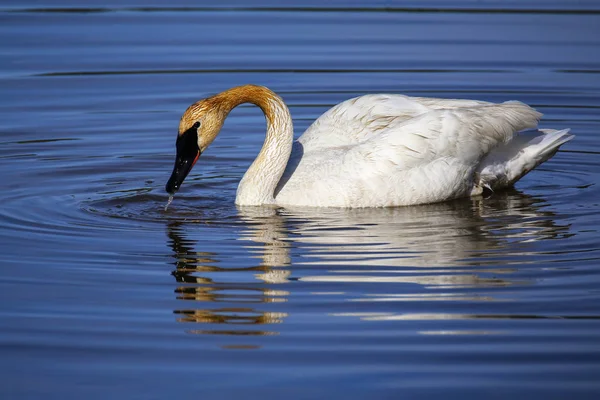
297,94 -> 428,151
340,102 -> 542,205
357,101 -> 542,170
298,94 -> 495,152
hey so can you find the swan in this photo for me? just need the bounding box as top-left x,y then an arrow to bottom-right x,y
166,85 -> 573,207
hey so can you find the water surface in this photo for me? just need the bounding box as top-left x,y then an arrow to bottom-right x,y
1,1 -> 600,398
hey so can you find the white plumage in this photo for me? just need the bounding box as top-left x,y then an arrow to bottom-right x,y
272,94 -> 573,207
172,85 -> 574,208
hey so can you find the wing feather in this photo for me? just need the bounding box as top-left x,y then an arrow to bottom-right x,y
353,101 -> 542,171
298,94 -> 525,153
299,94 -> 431,151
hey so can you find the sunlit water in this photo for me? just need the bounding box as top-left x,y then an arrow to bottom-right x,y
1,2 -> 600,398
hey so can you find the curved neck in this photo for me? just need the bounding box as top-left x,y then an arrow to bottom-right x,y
214,85 -> 293,205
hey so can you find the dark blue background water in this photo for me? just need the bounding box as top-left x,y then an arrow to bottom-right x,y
1,2 -> 600,398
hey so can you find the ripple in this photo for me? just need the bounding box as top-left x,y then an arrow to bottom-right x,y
82,190 -> 240,224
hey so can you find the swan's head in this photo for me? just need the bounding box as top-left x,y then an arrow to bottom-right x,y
165,98 -> 227,194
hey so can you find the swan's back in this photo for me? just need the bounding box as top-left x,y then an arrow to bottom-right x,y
298,94 -> 494,152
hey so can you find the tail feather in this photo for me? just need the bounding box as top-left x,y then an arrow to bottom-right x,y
537,128 -> 576,151
477,128 -> 574,191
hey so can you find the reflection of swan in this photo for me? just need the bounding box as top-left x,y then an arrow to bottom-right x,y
237,191 -> 571,287
166,222 -> 289,340
166,85 -> 573,207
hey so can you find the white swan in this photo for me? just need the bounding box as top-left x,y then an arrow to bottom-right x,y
166,85 -> 573,207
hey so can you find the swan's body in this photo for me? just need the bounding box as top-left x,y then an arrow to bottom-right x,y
166,85 -> 573,208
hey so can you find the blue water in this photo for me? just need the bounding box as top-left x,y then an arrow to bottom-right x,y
1,2 -> 600,398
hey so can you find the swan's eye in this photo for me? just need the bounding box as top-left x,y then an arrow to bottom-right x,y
193,121 -> 201,129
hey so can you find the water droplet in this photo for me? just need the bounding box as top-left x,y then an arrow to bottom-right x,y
164,195 -> 174,211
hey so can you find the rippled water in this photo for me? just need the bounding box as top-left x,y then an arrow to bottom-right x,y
2,2 -> 600,398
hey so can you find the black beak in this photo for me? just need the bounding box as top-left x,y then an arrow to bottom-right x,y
166,124 -> 200,194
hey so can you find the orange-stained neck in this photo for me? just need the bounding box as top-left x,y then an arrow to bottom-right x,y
210,84 -> 281,122
178,85 -> 282,135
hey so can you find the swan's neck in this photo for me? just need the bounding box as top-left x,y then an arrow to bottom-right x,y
214,85 -> 293,206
